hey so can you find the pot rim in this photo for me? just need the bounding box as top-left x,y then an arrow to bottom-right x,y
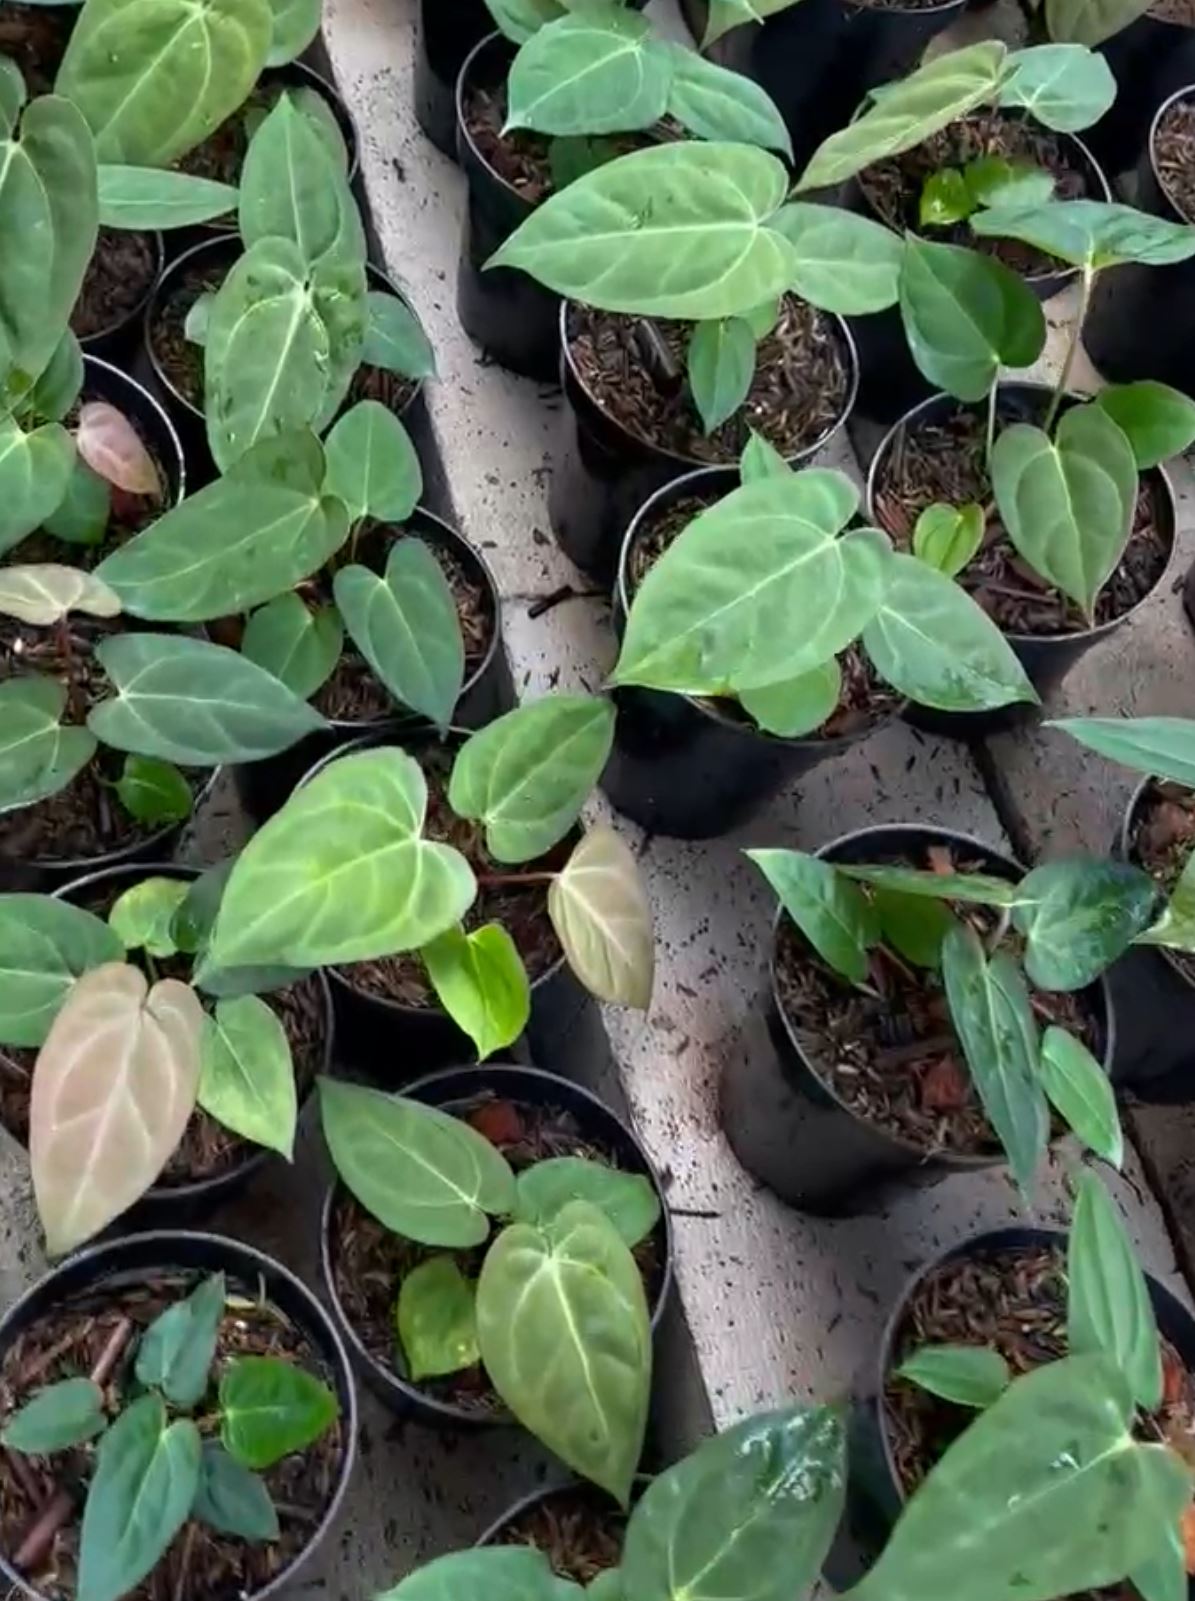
28,767 -> 218,880
1119,772 -> 1195,994
318,1062 -> 675,1426
78,229 -> 166,352
614,464 -> 906,747
474,1472 -> 649,1548
0,1228 -> 358,1601
1149,82 -> 1195,225
864,380 -> 1178,650
767,821 -> 1118,1168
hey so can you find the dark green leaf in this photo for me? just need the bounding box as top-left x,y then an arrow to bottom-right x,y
135,1273 -> 226,1409
0,893 -> 123,1047
1068,1170 -> 1162,1411
895,1344 -> 1011,1407
2,1377 -> 107,1453
873,888 -> 956,969
1094,382 -> 1195,469
192,1441 -> 279,1540
241,594 -> 343,701
395,1256 -> 479,1380
746,848 -> 879,985
1011,858 -> 1159,990
514,1156 -> 661,1246
420,923 -> 530,1059
115,755 -> 193,826
687,317 -> 756,434
1039,1025 -> 1122,1167
28,329 -> 85,422
219,1355 -> 338,1470
548,133 -> 623,189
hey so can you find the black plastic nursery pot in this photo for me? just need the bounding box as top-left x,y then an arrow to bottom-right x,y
720,824 -> 1117,1216
72,228 -> 165,365
0,862 -> 334,1230
0,1229 -> 356,1601
232,515 -> 513,827
319,1063 -> 674,1422
1084,15 -> 1195,179
415,0 -> 494,157
865,382 -> 1176,737
1086,86 -> 1195,392
553,301 -> 860,585
477,1478 -> 636,1558
600,468 -> 902,839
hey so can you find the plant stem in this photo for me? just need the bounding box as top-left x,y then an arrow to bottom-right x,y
55,617 -> 80,724
475,871 -> 556,889
984,379 -> 999,477
1043,265 -> 1095,435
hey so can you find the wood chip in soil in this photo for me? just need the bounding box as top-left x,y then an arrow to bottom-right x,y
0,4 -> 74,94
1155,96 -> 1195,225
569,296 -> 851,463
0,1273 -> 345,1601
493,1486 -> 628,1583
775,842 -> 1102,1158
859,108 -> 1095,278
70,228 -> 159,343
627,491 -> 901,740
871,398 -> 1171,636
334,743 -> 563,1008
328,1094 -> 665,1413
1131,779 -> 1195,986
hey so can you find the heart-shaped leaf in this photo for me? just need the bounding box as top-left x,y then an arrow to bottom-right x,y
319,1076 -> 516,1246
1039,1025 -> 1122,1167
238,92 -> 363,269
30,963 -> 204,1254
477,1200 -> 651,1502
266,0 -> 322,63
506,9 -> 672,136
108,877 -> 190,957
198,994 -> 297,1158
75,402 -> 160,495
895,1345 -> 1011,1408
0,565 -> 121,627
363,291 -> 437,381
396,1256 -> 480,1380
770,204 -> 903,315
874,888 -> 956,969
135,1272 -> 225,1408
97,165 -> 239,229
687,316 -> 756,434
664,44 -> 791,157
449,695 -> 615,865
912,503 -> 985,578
971,199 -> 1195,271
192,1442 -> 279,1540
115,754 -> 193,826
1011,858 -> 1159,990
1130,1527 -> 1186,1601
0,415 -> 76,558
323,401 -> 423,524
1094,382 -> 1195,469
514,1156 -> 660,1246
747,848 -> 879,985
547,825 -> 654,1008
241,594 -> 343,700
1068,1170 -> 1162,1410
3,1377 -> 107,1453
219,1355 -> 338,1470
739,432 -> 791,483
997,44 -> 1116,132
204,747 -> 476,970
0,676 -> 96,815
0,894 -> 124,1048
1050,716 -> 1195,786
420,924 -> 531,1059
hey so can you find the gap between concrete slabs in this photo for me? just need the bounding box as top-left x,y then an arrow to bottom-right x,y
319,0 -> 1195,1461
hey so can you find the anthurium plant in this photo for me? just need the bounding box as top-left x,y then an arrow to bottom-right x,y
0,860 -> 319,1254
320,1076 -> 657,1499
195,696 -> 654,1054
0,1272 -> 339,1601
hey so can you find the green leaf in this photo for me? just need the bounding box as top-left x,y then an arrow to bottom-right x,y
898,237 -> 1046,403
1068,1170 -> 1163,1410
192,1442 -> 279,1540
700,0 -> 809,46
1039,1025 -> 1122,1167
838,863 -> 1017,905
204,747 -> 475,971
546,825 -> 655,1009
449,695 -> 615,865
687,317 -> 756,434
506,9 -> 672,136
1131,1524 -> 1187,1601
990,407 -> 1139,616
997,43 -> 1116,132
2,1377 -> 106,1453
740,431 -> 791,483
1136,850 -> 1195,954
795,43 -> 1009,192
971,199 -> 1195,271
621,1406 -> 846,1601
43,458 -> 110,545
895,1345 -> 1011,1408
108,877 -> 189,958
477,1200 -> 651,1503
739,658 -> 841,737
421,924 -> 530,1059
846,1355 -> 1190,1601
1050,716 -> 1195,786
0,675 -> 96,814
588,1572 -> 622,1601
363,292 -> 437,381
612,473 -> 888,695
549,132 -> 622,189
491,141 -> 796,320
0,564 -> 121,626
241,594 -> 343,701
912,503 -> 985,578
0,416 -> 76,557
664,44 -> 791,157
28,329 -> 84,423
769,204 -> 903,315
964,156 -> 1055,211
742,297 -> 780,339
395,1256 -> 480,1380
57,0 -> 273,166
1094,382 -> 1195,469
0,57 -> 25,138
0,893 -> 123,1047
333,538 -> 464,730
97,166 -> 239,229
219,1355 -> 338,1471
77,1396 -> 201,1601
1046,0 -> 1154,49
89,633 -> 328,766
238,92 -> 363,269
318,1077 -> 516,1246
514,1157 -> 661,1246
114,755 -> 193,827
198,995 -> 297,1159
323,401 -> 422,524
862,551 -> 1039,713
873,888 -> 956,969
941,922 -> 1047,1197
746,849 -> 879,985
920,169 -> 973,229
266,0 -> 323,65
374,1548 -> 584,1601
135,1273 -> 225,1409
1011,858 -> 1159,989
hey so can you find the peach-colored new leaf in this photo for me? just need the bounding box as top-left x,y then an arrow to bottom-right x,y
75,403 -> 161,496
30,964 -> 203,1255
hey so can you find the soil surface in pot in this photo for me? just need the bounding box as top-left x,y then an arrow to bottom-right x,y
775,840 -> 1102,1158
627,490 -> 901,740
493,1485 -> 628,1582
871,398 -> 1171,636
151,259 -> 418,419
71,229 -> 159,343
329,1092 -> 665,1413
334,744 -> 559,1008
1155,96 -> 1195,224
859,108 -> 1095,278
570,297 -> 851,463
0,623 -> 206,867
1130,779 -> 1195,985
0,4 -> 74,94
0,1270 -> 346,1601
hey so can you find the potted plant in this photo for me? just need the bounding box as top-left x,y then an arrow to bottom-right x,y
0,1229 -> 355,1601
318,1067 -> 671,1451
0,860 -> 334,1236
728,822 -> 1169,1212
198,696 -> 654,1071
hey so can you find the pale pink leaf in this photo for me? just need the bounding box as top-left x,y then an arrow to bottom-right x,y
75,403 -> 161,496
30,963 -> 203,1255
547,825 -> 655,1009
